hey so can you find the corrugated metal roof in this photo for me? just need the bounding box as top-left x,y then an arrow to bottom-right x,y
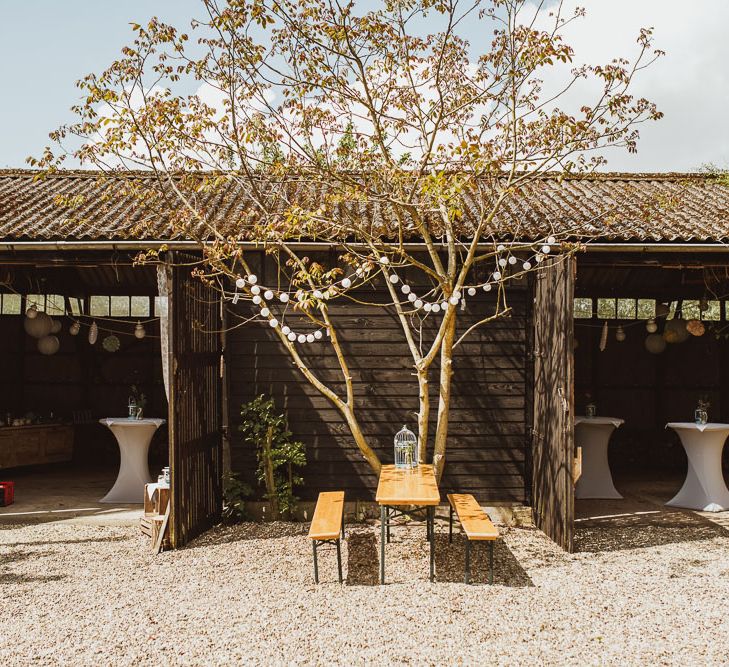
1,170 -> 728,243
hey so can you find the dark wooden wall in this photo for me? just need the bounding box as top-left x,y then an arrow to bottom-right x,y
228,283 -> 531,502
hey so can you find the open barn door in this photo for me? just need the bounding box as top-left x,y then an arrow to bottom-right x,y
166,252 -> 223,548
531,257 -> 576,552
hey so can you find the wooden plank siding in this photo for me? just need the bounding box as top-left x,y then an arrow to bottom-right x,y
228,284 -> 531,502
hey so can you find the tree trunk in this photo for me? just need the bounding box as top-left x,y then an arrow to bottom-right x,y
433,313 -> 457,481
341,404 -> 382,474
417,369 -> 430,464
263,425 -> 279,519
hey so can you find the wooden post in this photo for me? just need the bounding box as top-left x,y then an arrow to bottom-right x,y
263,425 -> 278,519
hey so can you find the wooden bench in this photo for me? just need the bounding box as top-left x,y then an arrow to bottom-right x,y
447,493 -> 499,584
308,491 -> 345,584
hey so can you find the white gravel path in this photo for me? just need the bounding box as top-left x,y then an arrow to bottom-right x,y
2,507 -> 729,666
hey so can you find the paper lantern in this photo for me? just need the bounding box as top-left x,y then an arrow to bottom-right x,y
645,333 -> 667,354
88,321 -> 98,345
25,304 -> 38,319
134,321 -> 146,339
645,318 -> 658,333
37,335 -> 60,356
686,319 -> 705,336
69,321 -> 81,336
24,312 -> 52,339
663,318 -> 689,343
50,319 -> 62,334
615,326 -> 626,342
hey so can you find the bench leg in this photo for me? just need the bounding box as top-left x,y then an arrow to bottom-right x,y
380,505 -> 386,584
336,538 -> 343,584
464,538 -> 471,585
448,505 -> 453,543
489,541 -> 494,585
386,507 -> 390,543
429,506 -> 435,583
341,513 -> 345,541
312,541 -> 319,584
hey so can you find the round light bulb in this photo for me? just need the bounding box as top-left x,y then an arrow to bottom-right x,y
523,261 -> 532,271
279,293 -> 289,303
282,325 -> 291,335
442,302 -> 449,311
297,334 -> 306,344
499,258 -> 507,268
408,293 -> 417,302
306,333 -> 315,343
379,256 -> 389,265
389,274 -> 399,284
313,290 -> 323,299
260,307 -> 270,318
508,256 -> 517,265
467,287 -> 476,297
449,296 -> 459,306
547,235 -> 556,245
247,274 -> 258,284
432,303 -> 441,313
314,330 -> 323,340
269,318 -> 278,328
493,271 -> 501,281
541,245 -> 551,254
535,254 -> 544,263
423,302 -> 432,312
251,285 -> 261,295
483,284 -> 492,292
264,290 -> 274,301
401,284 -> 411,294
341,278 -> 352,289
287,332 -> 296,342
497,244 -> 506,252
235,277 -> 246,289
252,295 -> 262,305
414,299 -> 423,309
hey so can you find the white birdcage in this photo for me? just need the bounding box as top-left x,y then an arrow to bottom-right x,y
394,425 -> 418,469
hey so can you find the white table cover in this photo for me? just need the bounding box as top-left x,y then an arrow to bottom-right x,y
574,416 -> 624,499
665,422 -> 729,512
99,418 -> 166,503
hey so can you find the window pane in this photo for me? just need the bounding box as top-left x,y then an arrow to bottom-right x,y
668,301 -> 678,319
616,298 -> 636,319
27,294 -> 45,312
703,300 -> 721,321
637,299 -> 655,319
46,294 -> 65,316
2,293 -> 21,315
89,296 -> 110,316
69,298 -> 84,316
130,296 -> 150,317
596,298 -> 616,319
682,300 -> 700,320
573,298 -> 592,319
110,296 -> 130,317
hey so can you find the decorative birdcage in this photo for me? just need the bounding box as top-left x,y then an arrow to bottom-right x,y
394,425 -> 418,469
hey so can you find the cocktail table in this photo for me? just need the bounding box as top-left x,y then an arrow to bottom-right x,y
574,416 -> 624,499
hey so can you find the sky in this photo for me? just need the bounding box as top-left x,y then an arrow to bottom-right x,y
1,0 -> 728,172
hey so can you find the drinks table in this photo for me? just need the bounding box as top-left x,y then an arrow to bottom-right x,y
99,418 -> 166,503
665,422 -> 729,512
574,416 -> 624,499
375,464 -> 440,584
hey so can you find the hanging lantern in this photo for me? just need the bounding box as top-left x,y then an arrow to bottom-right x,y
645,333 -> 667,354
25,304 -> 38,319
700,296 -> 709,312
88,321 -> 98,345
134,321 -> 146,339
24,312 -> 52,339
37,335 -> 60,356
50,319 -> 62,334
69,321 -> 81,336
394,425 -> 418,469
599,320 -> 609,351
615,326 -> 626,342
686,319 -> 705,337
645,318 -> 658,333
663,318 -> 689,344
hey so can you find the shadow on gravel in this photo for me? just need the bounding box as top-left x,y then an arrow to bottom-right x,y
434,533 -> 533,587
575,507 -> 729,553
186,521 -> 309,549
345,530 -> 379,586
0,549 -> 67,585
3,535 -> 131,547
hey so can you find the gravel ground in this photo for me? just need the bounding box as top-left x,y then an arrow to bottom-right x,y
2,506 -> 729,666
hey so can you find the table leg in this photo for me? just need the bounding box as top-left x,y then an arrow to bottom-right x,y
380,504 -> 386,584
428,506 -> 435,583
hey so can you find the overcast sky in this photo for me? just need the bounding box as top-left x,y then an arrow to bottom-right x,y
1,0 -> 727,172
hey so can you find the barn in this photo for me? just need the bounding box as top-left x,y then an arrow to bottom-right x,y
1,169 -> 728,551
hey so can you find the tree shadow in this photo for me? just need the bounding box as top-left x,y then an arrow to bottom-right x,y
3,535 -> 131,547
185,521 -> 309,549
345,529 -> 380,586
434,533 -> 533,586
575,505 -> 729,553
0,549 -> 67,585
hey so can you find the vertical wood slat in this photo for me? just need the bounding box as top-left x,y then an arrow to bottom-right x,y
168,252 -> 223,548
531,257 -> 575,552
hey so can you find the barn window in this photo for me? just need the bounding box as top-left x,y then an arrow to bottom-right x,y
45,294 -> 65,316
1,293 -> 21,315
637,299 -> 655,319
131,296 -> 150,317
573,298 -> 592,318
596,298 -> 616,319
90,295 -> 110,316
702,300 -> 721,321
616,298 -> 636,319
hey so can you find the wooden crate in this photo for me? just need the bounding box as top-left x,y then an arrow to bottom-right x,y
141,484 -> 170,550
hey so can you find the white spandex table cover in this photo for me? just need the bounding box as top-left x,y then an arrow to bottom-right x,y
665,422 -> 729,512
574,416 -> 624,499
99,418 -> 166,503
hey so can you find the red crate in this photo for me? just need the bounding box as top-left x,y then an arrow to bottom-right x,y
0,481 -> 14,506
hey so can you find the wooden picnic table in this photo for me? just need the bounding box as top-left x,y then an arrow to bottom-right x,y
375,464 -> 440,584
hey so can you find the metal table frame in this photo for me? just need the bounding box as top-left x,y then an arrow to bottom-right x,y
379,504 -> 435,584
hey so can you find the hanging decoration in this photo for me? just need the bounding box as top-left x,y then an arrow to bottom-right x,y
599,320 -> 609,351
25,304 -> 38,319
37,335 -> 60,356
686,319 -> 705,337
24,311 -> 52,339
50,319 -> 62,334
645,333 -> 667,354
645,318 -> 658,333
69,321 -> 81,336
615,326 -> 626,342
102,334 -> 121,352
134,321 -> 146,339
88,321 -> 98,345
663,318 -> 689,344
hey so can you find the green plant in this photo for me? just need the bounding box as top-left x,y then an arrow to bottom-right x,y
239,395 -> 306,520
222,471 -> 253,523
